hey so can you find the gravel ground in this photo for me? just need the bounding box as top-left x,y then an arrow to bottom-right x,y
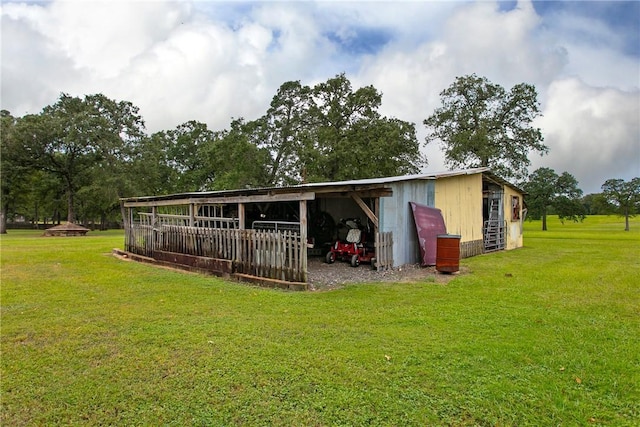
306,256 -> 458,291
113,250 -> 459,291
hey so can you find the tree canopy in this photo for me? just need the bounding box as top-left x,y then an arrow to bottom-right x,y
424,74 -> 547,182
581,193 -> 616,216
2,74 -> 427,230
1,110 -> 21,234
8,94 -> 145,225
601,177 -> 640,231
523,167 -> 585,231
252,80 -> 312,186
254,74 -> 425,184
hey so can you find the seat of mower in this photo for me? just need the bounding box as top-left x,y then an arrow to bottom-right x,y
346,228 -> 362,243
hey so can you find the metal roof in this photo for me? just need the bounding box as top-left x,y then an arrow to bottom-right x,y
295,167 -> 492,188
121,167 -> 524,204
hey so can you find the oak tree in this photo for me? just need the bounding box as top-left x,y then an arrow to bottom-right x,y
424,74 -> 547,181
203,118 -> 271,191
252,81 -> 312,185
306,73 -> 425,182
601,177 -> 640,231
524,167 -> 585,230
11,94 -> 144,223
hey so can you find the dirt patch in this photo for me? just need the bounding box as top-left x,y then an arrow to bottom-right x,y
307,256 -> 461,291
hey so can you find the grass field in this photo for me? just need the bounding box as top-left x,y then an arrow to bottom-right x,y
1,216 -> 639,426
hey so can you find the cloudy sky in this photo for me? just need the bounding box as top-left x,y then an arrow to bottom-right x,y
2,0 -> 639,193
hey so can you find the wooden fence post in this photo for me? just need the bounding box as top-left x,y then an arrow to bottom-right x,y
299,200 -> 308,283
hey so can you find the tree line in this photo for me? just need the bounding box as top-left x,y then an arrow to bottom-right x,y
1,73 -> 637,232
423,74 -> 639,231
523,169 -> 639,231
1,74 -> 425,230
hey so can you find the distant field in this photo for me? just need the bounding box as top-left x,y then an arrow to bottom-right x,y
1,216 -> 639,426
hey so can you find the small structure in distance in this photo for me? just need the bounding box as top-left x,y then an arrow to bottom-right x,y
43,223 -> 90,237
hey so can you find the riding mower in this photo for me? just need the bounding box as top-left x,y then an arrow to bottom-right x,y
325,218 -> 376,267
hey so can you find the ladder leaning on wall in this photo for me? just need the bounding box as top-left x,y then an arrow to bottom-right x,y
484,197 -> 505,252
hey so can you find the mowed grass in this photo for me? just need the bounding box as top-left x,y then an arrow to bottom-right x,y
1,217 -> 638,426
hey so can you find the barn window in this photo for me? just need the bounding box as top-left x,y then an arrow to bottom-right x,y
511,196 -> 521,221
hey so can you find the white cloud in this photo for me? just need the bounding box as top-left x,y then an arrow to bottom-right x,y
356,0 -> 569,172
533,78 -> 640,193
11,1 -> 188,78
2,3 -> 72,112
1,0 -> 638,193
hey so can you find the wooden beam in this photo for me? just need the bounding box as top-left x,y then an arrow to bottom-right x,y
349,192 -> 378,228
315,189 -> 393,198
123,191 -> 316,208
311,184 -> 394,194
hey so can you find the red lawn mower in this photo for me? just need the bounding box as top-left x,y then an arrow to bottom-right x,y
325,218 -> 376,267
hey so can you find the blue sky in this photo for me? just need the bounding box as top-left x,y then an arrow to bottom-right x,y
1,0 -> 638,193
531,1 -> 640,55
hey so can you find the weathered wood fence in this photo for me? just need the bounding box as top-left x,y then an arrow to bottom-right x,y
374,231 -> 393,271
124,221 -> 395,284
125,223 -> 306,282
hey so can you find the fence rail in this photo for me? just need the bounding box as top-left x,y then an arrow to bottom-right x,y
124,222 -> 395,284
375,231 -> 393,271
125,223 -> 306,282
138,212 -> 238,229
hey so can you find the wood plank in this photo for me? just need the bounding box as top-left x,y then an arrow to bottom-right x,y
123,191 -> 316,208
314,189 -> 392,198
349,192 -> 378,228
124,223 -> 307,284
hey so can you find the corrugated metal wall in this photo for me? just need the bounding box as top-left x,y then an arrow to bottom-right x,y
353,172 -> 524,268
380,180 -> 435,266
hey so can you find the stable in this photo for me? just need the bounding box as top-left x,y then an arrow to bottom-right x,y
120,167 -> 525,289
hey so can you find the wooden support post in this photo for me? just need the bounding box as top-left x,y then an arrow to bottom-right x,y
128,207 -> 134,252
238,203 -> 245,230
236,203 -> 245,266
299,199 -> 308,283
189,204 -> 195,227
152,206 -> 157,226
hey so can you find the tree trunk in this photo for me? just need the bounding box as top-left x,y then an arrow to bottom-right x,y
67,188 -> 75,224
625,206 -> 630,231
0,204 -> 6,234
119,201 -> 128,230
542,206 -> 548,231
62,172 -> 75,224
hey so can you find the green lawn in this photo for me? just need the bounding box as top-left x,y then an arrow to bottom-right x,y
1,216 -> 639,426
